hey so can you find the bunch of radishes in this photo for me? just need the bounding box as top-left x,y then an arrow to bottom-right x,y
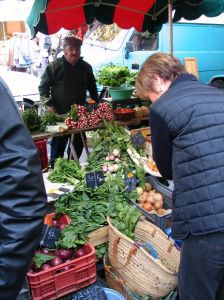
65,103 -> 113,129
102,149 -> 120,174
96,103 -> 114,121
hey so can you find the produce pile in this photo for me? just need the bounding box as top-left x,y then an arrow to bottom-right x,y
21,102 -> 114,133
65,103 -> 113,128
31,121 -> 167,273
97,64 -> 137,87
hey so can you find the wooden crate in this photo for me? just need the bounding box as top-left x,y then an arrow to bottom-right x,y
87,225 -> 109,247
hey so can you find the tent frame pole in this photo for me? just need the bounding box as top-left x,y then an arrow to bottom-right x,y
168,0 -> 173,55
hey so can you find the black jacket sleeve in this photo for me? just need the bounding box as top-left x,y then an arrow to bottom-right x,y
86,65 -> 99,102
150,109 -> 173,180
0,78 -> 47,299
38,62 -> 55,107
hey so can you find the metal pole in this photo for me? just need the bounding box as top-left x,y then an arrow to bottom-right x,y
2,21 -> 6,40
168,0 -> 173,55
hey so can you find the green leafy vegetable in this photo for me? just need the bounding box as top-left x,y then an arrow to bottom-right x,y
33,253 -> 55,268
48,158 -> 84,184
97,64 -> 133,87
22,108 -> 40,132
40,112 -> 65,132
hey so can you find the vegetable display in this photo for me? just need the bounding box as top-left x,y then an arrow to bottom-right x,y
97,64 -> 135,87
44,121 -> 167,263
65,103 -> 113,129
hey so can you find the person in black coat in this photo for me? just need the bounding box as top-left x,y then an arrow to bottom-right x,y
39,36 -> 99,167
0,77 -> 47,299
136,52 -> 224,300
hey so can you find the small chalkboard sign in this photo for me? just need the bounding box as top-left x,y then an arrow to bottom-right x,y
39,225 -> 60,249
125,173 -> 137,192
85,103 -> 98,113
95,171 -> 105,187
85,172 -> 96,188
131,131 -> 146,148
85,171 -> 105,188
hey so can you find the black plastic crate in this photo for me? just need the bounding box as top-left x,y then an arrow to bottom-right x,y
101,97 -> 143,109
131,176 -> 173,232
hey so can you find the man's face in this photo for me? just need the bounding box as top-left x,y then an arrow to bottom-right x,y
64,46 -> 81,65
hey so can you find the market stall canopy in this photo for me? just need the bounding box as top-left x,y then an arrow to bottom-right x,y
27,0 -> 224,37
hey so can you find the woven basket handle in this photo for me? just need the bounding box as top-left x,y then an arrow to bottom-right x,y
112,236 -> 137,270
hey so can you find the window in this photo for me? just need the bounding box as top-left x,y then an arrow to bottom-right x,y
129,30 -> 158,51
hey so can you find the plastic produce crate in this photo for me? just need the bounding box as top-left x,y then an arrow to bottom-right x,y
34,139 -> 48,170
44,212 -> 71,227
27,243 -> 96,300
132,176 -> 173,231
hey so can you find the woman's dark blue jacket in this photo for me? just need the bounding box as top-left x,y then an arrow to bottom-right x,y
150,74 -> 224,239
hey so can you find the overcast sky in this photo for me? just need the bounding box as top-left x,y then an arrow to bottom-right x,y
0,0 -> 35,21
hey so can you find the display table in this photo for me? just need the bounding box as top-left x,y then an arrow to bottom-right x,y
32,117 -> 149,161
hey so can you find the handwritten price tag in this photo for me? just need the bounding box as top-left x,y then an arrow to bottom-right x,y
85,171 -> 105,188
131,131 -> 146,148
39,225 -> 60,248
125,172 -> 137,192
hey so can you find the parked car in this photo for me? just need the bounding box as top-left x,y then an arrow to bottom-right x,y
0,70 -> 40,105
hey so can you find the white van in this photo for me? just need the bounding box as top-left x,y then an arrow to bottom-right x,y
82,17 -> 224,87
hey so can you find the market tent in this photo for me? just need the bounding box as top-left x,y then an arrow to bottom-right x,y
27,0 -> 224,38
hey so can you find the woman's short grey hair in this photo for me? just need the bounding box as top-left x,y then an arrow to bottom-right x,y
136,52 -> 187,99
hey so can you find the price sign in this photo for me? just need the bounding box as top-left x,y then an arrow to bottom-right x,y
85,172 -> 96,188
85,171 -> 105,188
95,171 -> 105,187
125,172 -> 137,192
39,225 -> 60,249
85,103 -> 98,112
131,131 -> 146,148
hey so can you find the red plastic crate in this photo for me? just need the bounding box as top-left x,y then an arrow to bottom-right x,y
34,139 -> 48,170
27,243 -> 96,300
44,212 -> 71,227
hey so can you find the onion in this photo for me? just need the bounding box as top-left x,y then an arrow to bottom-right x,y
139,195 -> 146,203
58,223 -> 67,230
144,182 -> 152,191
142,191 -> 149,198
52,219 -> 59,227
113,149 -> 120,157
28,268 -> 34,274
102,165 -> 108,172
58,249 -> 73,260
40,264 -> 52,272
146,195 -> 155,204
74,248 -> 86,258
136,187 -> 143,195
54,249 -> 61,257
154,200 -> 163,210
157,208 -> 166,216
154,193 -> 164,202
113,164 -> 119,172
41,248 -> 50,254
50,256 -> 64,267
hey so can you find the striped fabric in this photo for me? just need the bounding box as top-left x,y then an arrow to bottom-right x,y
27,0 -> 224,37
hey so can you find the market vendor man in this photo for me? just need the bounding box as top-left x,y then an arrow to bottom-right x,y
39,36 -> 98,167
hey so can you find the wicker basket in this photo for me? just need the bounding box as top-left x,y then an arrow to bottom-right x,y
104,251 -> 144,300
107,217 -> 180,299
